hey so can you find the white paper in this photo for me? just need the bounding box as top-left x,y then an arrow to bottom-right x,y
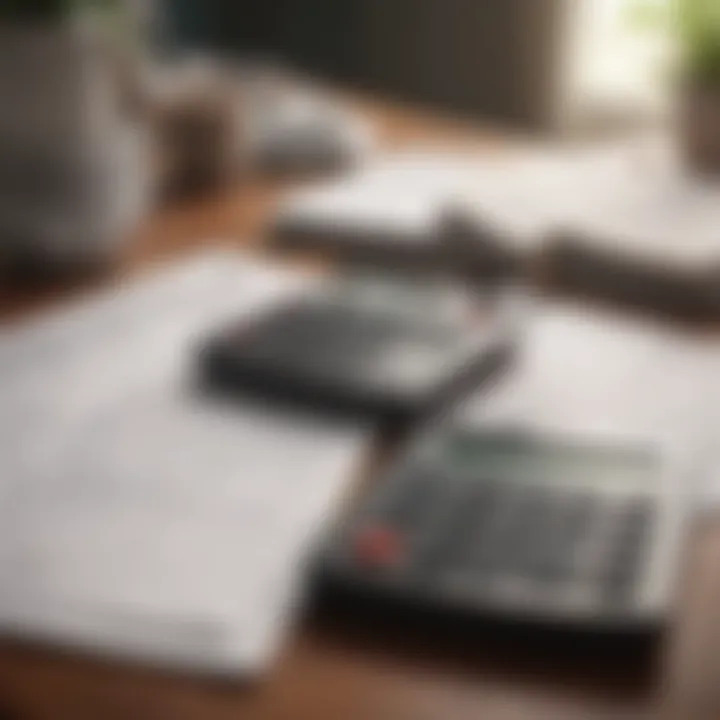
461,305 -> 715,497
279,140 -> 720,267
277,150 -> 491,241
461,139 -> 720,267
0,249 -> 370,675
277,148 -> 582,253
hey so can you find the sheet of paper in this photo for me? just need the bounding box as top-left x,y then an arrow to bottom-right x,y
461,139 -> 720,266
0,387 -> 368,674
277,150 -> 500,240
279,141 -> 720,266
0,250 -> 370,675
460,305 -> 717,502
277,148 -> 591,252
0,249 -> 306,503
548,143 -> 720,267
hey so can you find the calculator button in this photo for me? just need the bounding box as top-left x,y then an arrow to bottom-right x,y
472,487 -> 544,577
602,568 -> 638,602
353,525 -> 405,569
425,481 -> 500,573
529,494 -> 597,583
383,473 -> 441,526
601,500 -> 653,602
499,492 -> 552,572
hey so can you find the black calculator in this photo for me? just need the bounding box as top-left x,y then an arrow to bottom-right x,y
199,276 -> 518,426
312,428 -> 688,643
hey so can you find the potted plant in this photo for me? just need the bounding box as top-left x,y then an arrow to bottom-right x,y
675,0 -> 720,174
630,0 -> 720,174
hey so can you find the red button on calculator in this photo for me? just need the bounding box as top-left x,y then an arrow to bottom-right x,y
354,526 -> 404,568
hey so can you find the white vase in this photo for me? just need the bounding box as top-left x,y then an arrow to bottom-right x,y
0,18 -> 152,278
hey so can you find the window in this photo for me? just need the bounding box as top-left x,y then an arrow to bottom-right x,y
562,0 -> 671,133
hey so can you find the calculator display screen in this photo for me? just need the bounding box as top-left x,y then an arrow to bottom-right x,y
447,433 -> 657,487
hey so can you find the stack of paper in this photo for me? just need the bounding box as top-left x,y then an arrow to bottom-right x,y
451,139 -> 720,317
0,250 -> 370,676
272,150 -> 537,276
274,141 -> 720,315
537,145 -> 720,317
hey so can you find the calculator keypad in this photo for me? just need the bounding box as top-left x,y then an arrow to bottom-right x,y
347,472 -> 655,611
600,501 -> 653,602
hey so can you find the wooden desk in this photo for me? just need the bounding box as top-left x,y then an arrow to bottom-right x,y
0,99 -> 718,720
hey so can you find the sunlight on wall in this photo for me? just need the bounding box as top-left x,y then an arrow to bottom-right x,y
563,0 -> 671,132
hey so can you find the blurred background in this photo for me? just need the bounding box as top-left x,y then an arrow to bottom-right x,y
160,0 -> 668,132
2,0 -> 707,281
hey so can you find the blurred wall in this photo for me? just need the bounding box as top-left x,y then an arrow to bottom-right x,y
361,0 -> 568,130
163,0 -> 568,130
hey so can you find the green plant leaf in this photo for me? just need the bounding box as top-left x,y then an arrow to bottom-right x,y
676,0 -> 720,83
626,0 -> 670,33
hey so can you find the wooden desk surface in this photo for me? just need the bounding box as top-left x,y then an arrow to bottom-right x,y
0,97 -> 718,720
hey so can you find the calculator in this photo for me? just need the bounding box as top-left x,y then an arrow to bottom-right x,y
312,427 -> 689,643
199,276 -> 519,426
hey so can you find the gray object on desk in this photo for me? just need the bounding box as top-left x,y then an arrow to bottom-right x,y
200,273 -> 519,427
